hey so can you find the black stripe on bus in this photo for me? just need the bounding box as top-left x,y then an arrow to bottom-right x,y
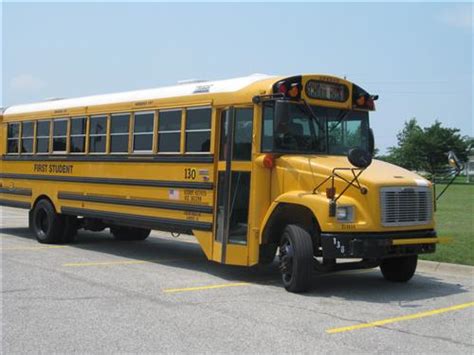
0,187 -> 32,196
58,192 -> 213,214
61,207 -> 213,232
0,199 -> 31,209
0,173 -> 213,190
1,154 -> 214,164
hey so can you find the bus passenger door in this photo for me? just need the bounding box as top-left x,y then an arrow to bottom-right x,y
214,107 -> 254,265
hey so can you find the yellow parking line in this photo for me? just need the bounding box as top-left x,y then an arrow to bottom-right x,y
63,257 -> 195,267
327,302 -> 474,334
163,282 -> 250,294
1,245 -> 67,251
64,260 -> 150,267
164,269 -> 373,294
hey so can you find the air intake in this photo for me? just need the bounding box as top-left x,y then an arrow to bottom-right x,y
380,186 -> 433,227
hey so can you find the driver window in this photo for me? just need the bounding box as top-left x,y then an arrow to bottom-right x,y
345,120 -> 363,148
274,104 -> 320,151
327,119 -> 364,155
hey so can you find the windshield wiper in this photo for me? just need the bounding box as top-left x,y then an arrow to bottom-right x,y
329,110 -> 350,133
301,99 -> 325,132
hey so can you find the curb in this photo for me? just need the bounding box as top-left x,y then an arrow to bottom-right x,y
418,260 -> 474,277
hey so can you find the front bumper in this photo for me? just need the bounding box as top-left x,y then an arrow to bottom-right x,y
320,229 -> 437,259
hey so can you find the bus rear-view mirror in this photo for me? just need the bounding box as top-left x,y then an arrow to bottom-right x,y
348,148 -> 372,169
447,151 -> 463,172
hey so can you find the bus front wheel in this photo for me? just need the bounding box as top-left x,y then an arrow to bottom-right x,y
380,255 -> 418,282
259,243 -> 278,265
278,225 -> 313,293
110,226 -> 151,241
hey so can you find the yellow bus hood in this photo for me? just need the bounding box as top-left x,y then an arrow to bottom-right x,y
268,155 -> 434,232
274,155 -> 431,190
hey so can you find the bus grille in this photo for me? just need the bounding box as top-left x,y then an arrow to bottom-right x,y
380,187 -> 433,227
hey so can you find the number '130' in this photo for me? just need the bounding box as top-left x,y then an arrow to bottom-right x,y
184,168 -> 197,180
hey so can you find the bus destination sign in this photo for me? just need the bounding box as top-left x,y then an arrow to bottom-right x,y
305,80 -> 349,102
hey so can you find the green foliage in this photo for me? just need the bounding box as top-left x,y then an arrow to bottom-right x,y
421,184 -> 474,265
382,118 -> 470,174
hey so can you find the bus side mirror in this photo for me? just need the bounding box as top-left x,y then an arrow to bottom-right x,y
368,128 -> 375,156
274,100 -> 289,126
448,151 -> 463,172
348,148 -> 372,169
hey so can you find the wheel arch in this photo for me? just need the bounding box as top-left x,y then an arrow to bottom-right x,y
261,202 -> 321,248
31,194 -> 58,213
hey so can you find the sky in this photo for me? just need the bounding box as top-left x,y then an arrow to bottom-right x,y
1,2 -> 472,153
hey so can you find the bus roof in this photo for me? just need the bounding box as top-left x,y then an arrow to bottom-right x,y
4,73 -> 276,116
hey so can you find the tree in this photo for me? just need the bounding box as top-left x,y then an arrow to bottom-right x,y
381,118 -> 470,174
385,118 -> 425,170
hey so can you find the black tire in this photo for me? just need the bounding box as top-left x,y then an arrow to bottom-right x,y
278,225 -> 314,293
110,226 -> 151,241
259,243 -> 278,265
380,255 -> 418,282
31,199 -> 65,244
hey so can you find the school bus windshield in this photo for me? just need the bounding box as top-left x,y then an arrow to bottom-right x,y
262,101 -> 370,155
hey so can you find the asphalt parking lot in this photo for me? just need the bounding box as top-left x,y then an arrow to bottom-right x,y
2,206 -> 473,353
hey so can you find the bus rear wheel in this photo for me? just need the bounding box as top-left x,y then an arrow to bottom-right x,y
380,255 -> 418,282
31,199 -> 66,244
110,226 -> 151,241
278,225 -> 313,293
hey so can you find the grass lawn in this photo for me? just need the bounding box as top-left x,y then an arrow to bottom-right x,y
420,183 -> 474,266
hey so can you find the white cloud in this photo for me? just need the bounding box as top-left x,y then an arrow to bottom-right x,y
438,5 -> 473,30
10,74 -> 47,91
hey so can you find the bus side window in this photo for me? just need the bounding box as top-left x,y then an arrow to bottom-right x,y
36,120 -> 51,154
133,112 -> 154,153
7,122 -> 20,154
89,115 -> 107,154
21,121 -> 34,154
158,109 -> 181,153
185,107 -> 211,153
110,113 -> 130,153
52,119 -> 68,153
70,117 -> 86,153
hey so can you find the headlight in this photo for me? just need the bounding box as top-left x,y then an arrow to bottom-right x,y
336,205 -> 354,222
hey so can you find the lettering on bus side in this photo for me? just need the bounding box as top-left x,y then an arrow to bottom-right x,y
33,163 -> 74,174
184,211 -> 201,221
134,100 -> 153,107
317,76 -> 342,84
184,189 -> 207,202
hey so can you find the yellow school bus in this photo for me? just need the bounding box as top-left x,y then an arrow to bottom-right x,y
0,74 -> 439,292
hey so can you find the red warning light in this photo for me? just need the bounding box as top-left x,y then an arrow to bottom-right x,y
263,154 -> 274,169
278,83 -> 288,94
